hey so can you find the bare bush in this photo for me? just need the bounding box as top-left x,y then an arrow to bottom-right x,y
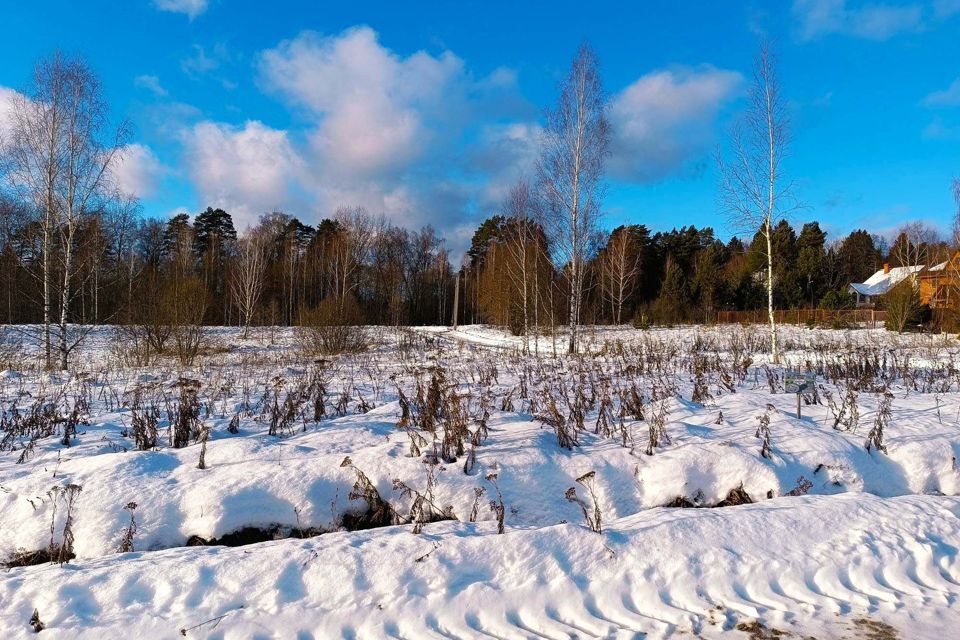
486,473 -> 505,534
865,388 -> 893,454
756,403 -> 775,459
169,378 -> 201,449
118,501 -> 138,553
29,609 -> 45,633
340,456 -> 397,529
48,483 -> 82,565
565,470 -> 602,533
297,295 -> 369,355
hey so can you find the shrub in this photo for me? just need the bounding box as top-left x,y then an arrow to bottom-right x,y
884,282 -> 921,333
819,289 -> 855,310
830,317 -> 852,330
0,333 -> 23,370
296,295 -> 369,355
111,325 -> 157,367
117,276 -> 212,366
631,309 -> 651,330
168,277 -> 211,366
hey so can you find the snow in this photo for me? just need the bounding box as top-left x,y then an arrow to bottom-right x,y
4,494 -> 958,639
1,323 -> 959,638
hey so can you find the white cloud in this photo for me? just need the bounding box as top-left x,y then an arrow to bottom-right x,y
112,143 -> 165,198
793,0 -> 925,40
152,0 -> 208,19
249,26 -> 532,240
258,27 -> 470,179
923,78 -> 960,107
0,86 -> 22,143
469,122 -> 542,206
607,67 -> 742,182
134,75 -> 168,97
183,120 -> 307,229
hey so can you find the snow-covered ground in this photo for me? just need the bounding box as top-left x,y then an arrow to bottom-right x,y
1,323 -> 959,638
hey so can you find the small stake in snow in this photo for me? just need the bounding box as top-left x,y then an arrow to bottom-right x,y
784,372 -> 813,419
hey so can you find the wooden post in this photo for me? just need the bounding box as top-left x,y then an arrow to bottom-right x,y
797,391 -> 801,419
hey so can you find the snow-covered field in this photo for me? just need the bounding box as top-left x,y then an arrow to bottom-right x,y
2,323 -> 959,639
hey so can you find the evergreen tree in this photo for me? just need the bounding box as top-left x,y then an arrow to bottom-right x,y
467,215 -> 506,268
161,213 -> 191,258
837,229 -> 881,283
796,222 -> 827,308
652,255 -> 689,324
193,207 -> 237,259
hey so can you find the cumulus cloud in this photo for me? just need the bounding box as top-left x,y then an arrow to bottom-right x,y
0,86 -> 22,142
468,122 -> 542,207
258,27 -> 476,179
607,67 -> 742,182
152,0 -> 209,19
112,143 -> 165,198
249,26 -> 532,237
792,0 -> 925,40
923,78 -> 960,107
183,120 -> 307,229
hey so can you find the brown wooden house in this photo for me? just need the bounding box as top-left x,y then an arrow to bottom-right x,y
919,251 -> 960,309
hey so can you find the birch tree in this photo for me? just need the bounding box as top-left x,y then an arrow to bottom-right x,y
537,43 -> 609,354
717,42 -> 795,364
54,57 -> 129,369
890,221 -> 938,275
231,229 -> 268,338
503,180 -> 534,350
5,53 -> 69,368
331,206 -> 373,314
600,226 -> 641,325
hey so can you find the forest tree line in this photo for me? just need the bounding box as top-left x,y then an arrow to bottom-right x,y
3,185 -> 948,332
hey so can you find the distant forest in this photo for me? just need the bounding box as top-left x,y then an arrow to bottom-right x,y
2,194 -> 944,330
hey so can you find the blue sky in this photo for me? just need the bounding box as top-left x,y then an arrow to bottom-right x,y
2,0 -> 959,252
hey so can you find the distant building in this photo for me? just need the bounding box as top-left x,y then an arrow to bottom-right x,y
918,251 -> 960,309
849,263 -> 924,308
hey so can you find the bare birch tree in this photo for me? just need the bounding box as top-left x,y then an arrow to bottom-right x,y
891,221 -> 938,275
600,227 -> 641,325
231,229 -> 268,338
503,180 -> 534,351
331,206 -> 373,313
717,41 -> 795,364
5,53 -> 69,368
54,57 -> 129,369
5,52 -> 127,368
537,43 -> 609,354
